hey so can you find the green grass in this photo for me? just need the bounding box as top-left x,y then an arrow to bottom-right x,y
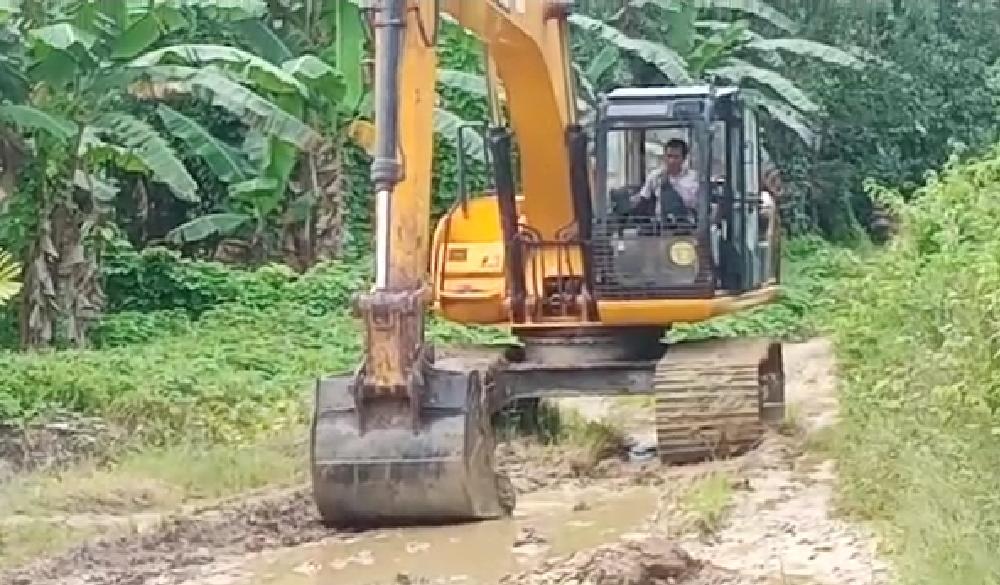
0,431 -> 306,517
0,302 -> 357,445
557,408 -> 629,474
0,256 -> 511,447
679,471 -> 734,535
0,521 -> 99,571
0,430 -> 307,569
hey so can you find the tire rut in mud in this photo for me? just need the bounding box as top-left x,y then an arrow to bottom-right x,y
0,444 -> 606,585
0,438 -> 628,585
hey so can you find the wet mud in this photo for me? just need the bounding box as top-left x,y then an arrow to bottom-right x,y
0,339 -> 895,585
0,489 -> 329,585
233,485 -> 659,585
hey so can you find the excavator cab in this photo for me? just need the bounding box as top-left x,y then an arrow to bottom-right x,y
592,86 -> 778,302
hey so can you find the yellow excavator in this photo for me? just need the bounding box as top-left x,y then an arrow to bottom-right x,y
310,0 -> 784,526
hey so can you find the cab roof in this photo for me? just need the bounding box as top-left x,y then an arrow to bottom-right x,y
605,85 -> 740,100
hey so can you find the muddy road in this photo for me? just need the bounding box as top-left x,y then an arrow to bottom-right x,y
0,339 -> 894,585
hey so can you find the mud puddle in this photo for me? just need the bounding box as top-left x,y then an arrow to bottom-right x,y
236,485 -> 657,585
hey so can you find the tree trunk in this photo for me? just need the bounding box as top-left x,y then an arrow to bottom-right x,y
20,206 -> 57,349
283,139 -> 346,271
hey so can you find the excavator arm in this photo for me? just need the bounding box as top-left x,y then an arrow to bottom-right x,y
362,0 -> 578,401
310,0 -> 580,527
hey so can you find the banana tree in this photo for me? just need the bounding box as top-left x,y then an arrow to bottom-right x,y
151,0 -> 366,269
569,0 -> 865,148
0,0 -> 322,347
166,0 -> 489,269
131,46 -> 335,263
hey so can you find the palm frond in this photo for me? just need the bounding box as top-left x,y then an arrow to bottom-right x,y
0,247 -> 22,304
708,57 -> 819,114
438,69 -> 488,97
188,68 -> 323,152
742,88 -> 818,148
166,213 -> 250,244
0,105 -> 78,142
690,0 -> 797,34
626,0 -> 796,33
568,14 -> 693,84
434,108 -> 485,163
744,38 -> 863,69
131,44 -> 309,98
91,113 -> 200,202
156,104 -> 253,183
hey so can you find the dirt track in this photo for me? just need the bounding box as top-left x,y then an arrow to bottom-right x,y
0,338 -> 894,585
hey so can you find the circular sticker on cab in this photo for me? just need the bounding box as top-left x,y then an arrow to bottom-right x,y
670,241 -> 697,266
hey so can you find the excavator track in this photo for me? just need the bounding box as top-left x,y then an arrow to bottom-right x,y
654,338 -> 784,463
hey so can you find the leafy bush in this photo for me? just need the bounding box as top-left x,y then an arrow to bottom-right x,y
102,240 -> 368,317
0,242 -> 369,436
0,242 -> 514,446
0,300 -> 362,442
829,146 -> 1000,584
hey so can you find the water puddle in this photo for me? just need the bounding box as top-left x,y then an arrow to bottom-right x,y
242,484 -> 657,585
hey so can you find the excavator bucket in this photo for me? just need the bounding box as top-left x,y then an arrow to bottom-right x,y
310,366 -> 512,527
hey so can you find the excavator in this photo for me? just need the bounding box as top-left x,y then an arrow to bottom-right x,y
310,0 -> 785,527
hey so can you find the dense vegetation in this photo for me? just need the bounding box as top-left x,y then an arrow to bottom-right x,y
0,2 -> 999,582
0,0 -> 993,353
828,148 -> 1000,585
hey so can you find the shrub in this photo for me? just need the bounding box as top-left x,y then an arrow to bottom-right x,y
830,146 -> 1000,584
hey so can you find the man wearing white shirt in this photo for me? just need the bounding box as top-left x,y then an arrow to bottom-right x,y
629,138 -> 700,218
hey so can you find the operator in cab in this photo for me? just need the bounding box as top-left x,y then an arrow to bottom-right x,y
629,138 -> 700,218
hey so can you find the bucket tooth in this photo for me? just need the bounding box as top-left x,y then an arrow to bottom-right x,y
654,338 -> 785,463
310,366 -> 512,527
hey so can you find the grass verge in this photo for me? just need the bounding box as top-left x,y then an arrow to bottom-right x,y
0,431 -> 306,517
825,147 -> 1000,584
0,429 -> 306,570
0,521 -> 100,571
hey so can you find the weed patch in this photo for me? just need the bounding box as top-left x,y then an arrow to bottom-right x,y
0,430 -> 305,518
558,409 -> 629,474
0,431 -> 307,569
827,147 -> 1000,584
0,521 -> 99,571
679,471 -> 733,536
